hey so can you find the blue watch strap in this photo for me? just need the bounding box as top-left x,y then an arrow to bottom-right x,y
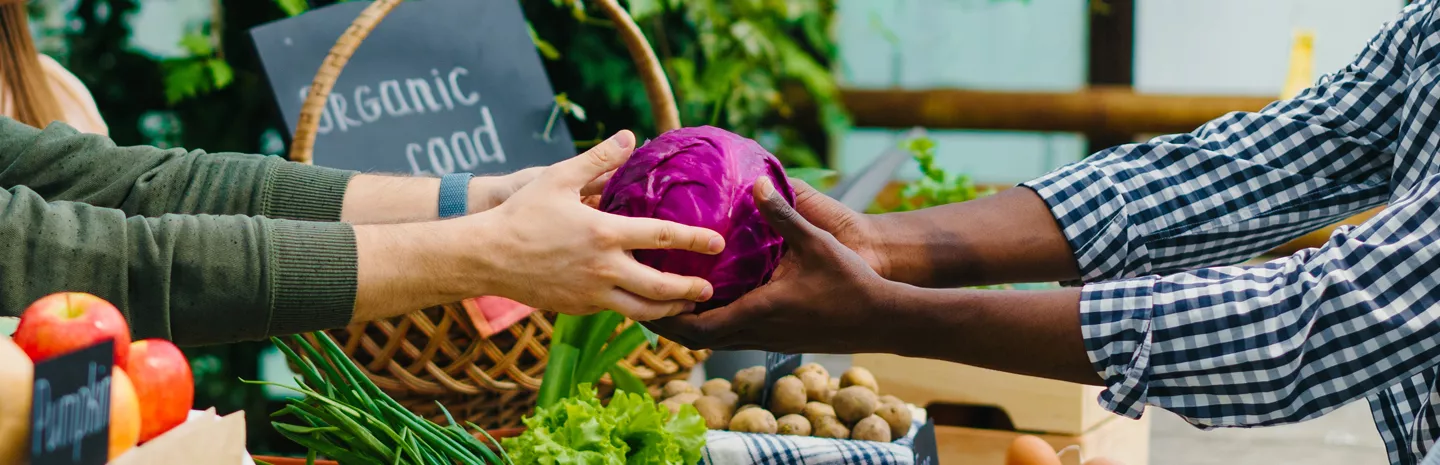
438,172 -> 474,218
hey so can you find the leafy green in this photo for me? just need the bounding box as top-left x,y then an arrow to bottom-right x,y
872,135 -> 995,213
503,385 -> 706,465
529,0 -> 844,167
275,0 -> 308,17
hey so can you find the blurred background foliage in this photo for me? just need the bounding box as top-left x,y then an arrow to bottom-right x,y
30,0 -> 845,166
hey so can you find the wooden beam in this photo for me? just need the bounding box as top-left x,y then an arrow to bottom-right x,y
840,86 -> 1277,135
1086,0 -> 1136,153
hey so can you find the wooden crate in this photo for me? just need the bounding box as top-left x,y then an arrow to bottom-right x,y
854,354 -> 1111,436
936,415 -> 1151,465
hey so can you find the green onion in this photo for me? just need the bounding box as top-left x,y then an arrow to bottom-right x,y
537,313 -> 584,408
251,332 -> 508,465
575,324 -> 647,387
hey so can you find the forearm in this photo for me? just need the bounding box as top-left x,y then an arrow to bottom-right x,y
0,185 -> 357,346
872,187 -> 1080,287
0,118 -> 518,225
881,284 -> 1099,385
340,173 -> 515,224
350,220 -> 481,320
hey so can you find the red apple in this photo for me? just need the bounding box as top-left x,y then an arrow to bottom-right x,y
13,292 -> 130,365
125,339 -> 193,443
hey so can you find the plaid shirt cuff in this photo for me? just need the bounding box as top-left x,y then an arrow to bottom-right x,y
1080,276 -> 1159,420
1020,161 -> 1137,284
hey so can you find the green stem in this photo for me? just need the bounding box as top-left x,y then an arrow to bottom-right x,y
575,324 -> 647,386
537,313 -> 584,408
606,365 -> 647,395
573,311 -> 624,373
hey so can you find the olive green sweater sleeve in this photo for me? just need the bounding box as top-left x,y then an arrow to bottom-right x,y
0,118 -> 357,221
0,119 -> 361,345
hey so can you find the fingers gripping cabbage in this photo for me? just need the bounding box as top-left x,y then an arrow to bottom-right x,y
599,126 -> 795,310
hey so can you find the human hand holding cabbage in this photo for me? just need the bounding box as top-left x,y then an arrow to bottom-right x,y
552,125 -> 924,354
352,131 -> 729,324
395,126 -> 887,331
645,177 -> 894,353
470,130 -> 727,320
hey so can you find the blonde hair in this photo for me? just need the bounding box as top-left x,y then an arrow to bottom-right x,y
0,1 -> 62,128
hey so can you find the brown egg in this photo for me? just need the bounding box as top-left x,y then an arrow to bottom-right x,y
1083,458 -> 1124,465
1005,435 -> 1061,465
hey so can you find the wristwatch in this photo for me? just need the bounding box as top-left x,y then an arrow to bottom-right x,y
438,172 -> 474,219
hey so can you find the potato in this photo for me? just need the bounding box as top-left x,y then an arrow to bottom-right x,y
802,401 -> 837,426
794,362 -> 829,380
874,402 -> 913,440
878,395 -> 904,407
769,375 -> 807,416
663,380 -> 699,399
729,408 -> 778,434
712,390 -> 741,410
821,389 -> 837,404
840,367 -> 879,394
832,386 -> 879,424
829,377 -> 840,393
776,414 -> 812,436
737,404 -> 761,413
798,370 -> 829,402
701,378 -> 732,397
694,396 -> 734,430
733,366 -> 767,405
851,415 -> 892,442
812,415 -> 850,439
668,392 -> 701,406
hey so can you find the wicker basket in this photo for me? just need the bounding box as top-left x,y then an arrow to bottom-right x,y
286,0 -> 703,429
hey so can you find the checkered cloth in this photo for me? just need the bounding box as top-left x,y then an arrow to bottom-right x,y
1018,1 -> 1440,463
700,406 -> 926,465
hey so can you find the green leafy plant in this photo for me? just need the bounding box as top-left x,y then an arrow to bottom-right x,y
877,135 -> 996,213
503,384 -> 706,465
161,30 -> 234,105
528,0 -> 844,166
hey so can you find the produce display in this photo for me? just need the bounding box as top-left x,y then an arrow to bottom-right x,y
655,364 -> 914,442
502,385 -> 707,465
254,333 -> 510,465
600,125 -> 796,310
0,292 -> 197,462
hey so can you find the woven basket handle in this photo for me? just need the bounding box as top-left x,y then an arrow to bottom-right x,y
288,0 -> 681,164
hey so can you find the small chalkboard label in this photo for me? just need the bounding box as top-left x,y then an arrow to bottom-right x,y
758,352 -> 803,409
911,418 -> 939,465
29,340 -> 113,465
250,0 -> 574,175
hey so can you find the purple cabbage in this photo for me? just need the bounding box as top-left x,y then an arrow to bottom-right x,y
599,126 -> 795,310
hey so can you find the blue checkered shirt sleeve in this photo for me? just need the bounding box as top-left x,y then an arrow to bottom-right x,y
1021,1 -> 1436,430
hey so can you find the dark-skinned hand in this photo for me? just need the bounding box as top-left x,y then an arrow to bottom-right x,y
645,177 -> 903,354
787,179 -> 890,279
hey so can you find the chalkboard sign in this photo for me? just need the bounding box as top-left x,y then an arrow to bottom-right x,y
251,0 -> 575,175
911,418 -> 939,465
30,341 -> 113,465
